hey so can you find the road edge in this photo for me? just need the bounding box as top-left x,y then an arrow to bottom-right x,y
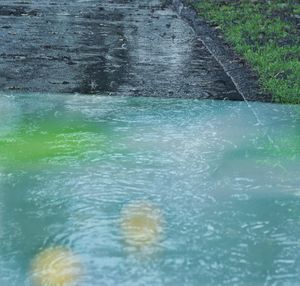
169,0 -> 272,102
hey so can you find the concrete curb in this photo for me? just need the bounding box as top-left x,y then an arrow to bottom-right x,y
170,0 -> 272,102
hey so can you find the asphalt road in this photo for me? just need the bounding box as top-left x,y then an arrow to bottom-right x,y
0,0 -> 242,99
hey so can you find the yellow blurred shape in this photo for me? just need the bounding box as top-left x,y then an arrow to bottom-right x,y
121,202 -> 162,247
30,247 -> 82,286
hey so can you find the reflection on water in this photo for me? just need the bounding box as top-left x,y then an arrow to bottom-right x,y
0,93 -> 300,286
0,112 -> 107,168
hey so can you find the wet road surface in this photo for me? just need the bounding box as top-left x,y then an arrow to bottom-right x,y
0,0 -> 242,99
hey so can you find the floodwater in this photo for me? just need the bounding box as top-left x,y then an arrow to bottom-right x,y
0,0 -> 242,100
0,93 -> 300,286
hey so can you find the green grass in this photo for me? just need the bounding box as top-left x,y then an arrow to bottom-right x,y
193,0 -> 300,103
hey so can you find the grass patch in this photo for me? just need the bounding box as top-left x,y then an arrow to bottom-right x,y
192,0 -> 300,103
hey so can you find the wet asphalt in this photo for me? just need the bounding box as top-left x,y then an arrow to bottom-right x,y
0,0 -> 242,99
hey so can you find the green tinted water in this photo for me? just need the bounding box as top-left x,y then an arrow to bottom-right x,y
0,93 -> 300,286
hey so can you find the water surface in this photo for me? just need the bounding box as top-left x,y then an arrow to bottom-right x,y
0,0 -> 241,100
0,93 -> 300,286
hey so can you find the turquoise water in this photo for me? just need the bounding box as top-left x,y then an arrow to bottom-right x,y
0,93 -> 300,286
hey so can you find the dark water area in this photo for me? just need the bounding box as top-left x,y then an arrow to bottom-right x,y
0,0 -> 242,99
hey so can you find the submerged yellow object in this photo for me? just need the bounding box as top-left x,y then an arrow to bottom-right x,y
30,247 -> 82,286
121,202 -> 163,247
